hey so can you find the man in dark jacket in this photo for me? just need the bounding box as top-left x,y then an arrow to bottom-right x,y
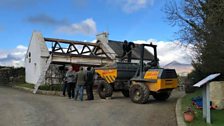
74,67 -> 86,101
127,42 -> 135,62
62,77 -> 67,96
62,67 -> 68,96
122,40 -> 135,62
122,40 -> 128,58
86,67 -> 94,100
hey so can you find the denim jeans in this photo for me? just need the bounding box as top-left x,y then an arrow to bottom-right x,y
74,85 -> 84,101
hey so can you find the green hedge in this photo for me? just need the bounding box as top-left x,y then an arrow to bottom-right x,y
39,84 -> 63,91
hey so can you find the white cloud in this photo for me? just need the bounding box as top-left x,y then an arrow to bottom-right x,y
124,0 -> 153,13
0,45 -> 27,67
56,18 -> 97,35
133,39 -> 194,66
110,0 -> 154,13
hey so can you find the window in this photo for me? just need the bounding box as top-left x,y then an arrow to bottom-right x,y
28,52 -> 31,63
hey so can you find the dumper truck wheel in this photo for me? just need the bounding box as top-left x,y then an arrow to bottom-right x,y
121,90 -> 129,97
152,92 -> 170,101
129,83 -> 149,104
98,81 -> 113,99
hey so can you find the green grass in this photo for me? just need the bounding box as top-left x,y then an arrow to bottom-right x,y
16,83 -> 34,89
15,83 -> 63,91
182,89 -> 224,126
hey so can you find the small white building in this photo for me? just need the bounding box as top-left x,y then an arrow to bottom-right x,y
25,31 -> 153,93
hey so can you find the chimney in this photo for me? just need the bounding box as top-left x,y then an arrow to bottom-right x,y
96,32 -> 109,43
95,32 -> 116,60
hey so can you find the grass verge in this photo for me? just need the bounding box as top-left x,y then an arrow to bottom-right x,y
15,83 -> 63,91
16,83 -> 34,89
181,88 -> 224,126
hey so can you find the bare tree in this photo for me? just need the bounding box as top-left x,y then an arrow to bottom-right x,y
164,0 -> 224,81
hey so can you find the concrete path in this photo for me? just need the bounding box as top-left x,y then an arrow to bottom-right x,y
0,86 -> 183,126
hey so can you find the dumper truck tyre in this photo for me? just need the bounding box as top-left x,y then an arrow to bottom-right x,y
152,92 -> 170,101
129,82 -> 149,104
121,90 -> 129,97
98,81 -> 113,99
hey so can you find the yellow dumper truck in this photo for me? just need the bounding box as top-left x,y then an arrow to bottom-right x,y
95,43 -> 178,104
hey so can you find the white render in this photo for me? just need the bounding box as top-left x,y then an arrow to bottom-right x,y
25,32 -> 49,85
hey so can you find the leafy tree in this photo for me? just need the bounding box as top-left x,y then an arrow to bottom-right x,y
164,0 -> 224,80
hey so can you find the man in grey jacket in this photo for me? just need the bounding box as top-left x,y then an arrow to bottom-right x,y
74,67 -> 86,101
66,65 -> 76,99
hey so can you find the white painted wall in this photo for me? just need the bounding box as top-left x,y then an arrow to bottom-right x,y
25,32 -> 49,84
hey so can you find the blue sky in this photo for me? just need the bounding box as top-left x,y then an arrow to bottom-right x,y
0,0 -> 178,49
0,0 -> 192,67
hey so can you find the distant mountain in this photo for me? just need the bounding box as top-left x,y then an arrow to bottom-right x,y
163,61 -> 193,76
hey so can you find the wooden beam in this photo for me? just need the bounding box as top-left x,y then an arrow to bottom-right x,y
51,52 -> 109,59
51,54 -> 113,66
67,44 -> 80,54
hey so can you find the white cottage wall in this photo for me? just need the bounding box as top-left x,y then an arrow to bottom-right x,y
25,32 -> 49,84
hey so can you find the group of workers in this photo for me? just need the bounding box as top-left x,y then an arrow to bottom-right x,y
62,65 -> 94,101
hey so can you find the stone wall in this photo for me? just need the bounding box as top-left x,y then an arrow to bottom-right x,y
210,81 -> 224,109
45,64 -> 65,85
0,67 -> 25,85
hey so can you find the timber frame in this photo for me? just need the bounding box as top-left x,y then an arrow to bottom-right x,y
44,38 -> 110,60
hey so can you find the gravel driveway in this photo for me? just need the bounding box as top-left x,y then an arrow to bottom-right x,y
0,86 -> 184,126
